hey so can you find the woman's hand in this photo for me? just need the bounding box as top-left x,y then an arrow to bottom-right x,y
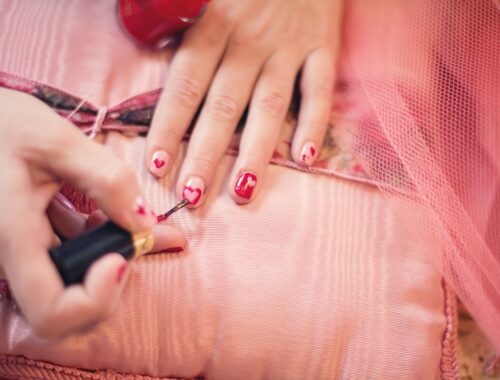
147,0 -> 342,206
0,88 -> 185,338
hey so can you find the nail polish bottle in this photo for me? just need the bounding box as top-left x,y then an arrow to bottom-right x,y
117,0 -> 210,49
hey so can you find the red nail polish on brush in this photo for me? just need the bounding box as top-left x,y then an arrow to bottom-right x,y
117,0 -> 210,48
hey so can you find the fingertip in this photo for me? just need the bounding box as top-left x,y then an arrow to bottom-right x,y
84,253 -> 129,317
293,141 -> 318,167
130,196 -> 156,231
150,224 -> 187,252
178,175 -> 206,209
231,170 -> 259,204
149,149 -> 170,178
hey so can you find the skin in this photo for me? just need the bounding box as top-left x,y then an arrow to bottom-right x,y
147,0 -> 343,205
0,88 -> 185,338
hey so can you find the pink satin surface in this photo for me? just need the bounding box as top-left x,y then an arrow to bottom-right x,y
2,136 -> 447,379
0,1 -> 454,379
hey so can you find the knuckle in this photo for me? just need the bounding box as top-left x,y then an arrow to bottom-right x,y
257,92 -> 286,119
304,119 -> 327,132
190,154 -> 216,175
202,11 -> 232,44
311,82 -> 334,98
155,126 -> 183,147
206,95 -> 239,123
169,77 -> 203,108
243,149 -> 271,167
232,19 -> 271,48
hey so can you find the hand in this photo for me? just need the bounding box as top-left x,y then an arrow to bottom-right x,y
146,0 -> 342,206
0,88 -> 185,338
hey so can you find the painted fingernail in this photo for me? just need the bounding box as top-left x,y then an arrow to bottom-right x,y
116,263 -> 128,283
150,150 -> 169,177
163,246 -> 184,253
234,171 -> 257,200
134,196 -> 151,217
182,176 -> 204,207
300,142 -> 317,166
53,192 -> 76,211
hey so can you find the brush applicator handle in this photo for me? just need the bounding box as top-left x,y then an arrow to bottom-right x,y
49,221 -> 154,286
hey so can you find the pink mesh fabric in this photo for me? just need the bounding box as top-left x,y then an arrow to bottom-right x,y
336,0 -> 500,351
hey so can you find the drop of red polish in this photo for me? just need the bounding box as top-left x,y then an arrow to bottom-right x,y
157,214 -> 167,223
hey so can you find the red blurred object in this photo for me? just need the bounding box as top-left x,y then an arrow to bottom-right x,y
117,0 -> 210,48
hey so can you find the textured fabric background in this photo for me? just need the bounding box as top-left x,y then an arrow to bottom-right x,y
0,1 -> 466,379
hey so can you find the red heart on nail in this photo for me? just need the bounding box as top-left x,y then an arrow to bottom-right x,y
183,186 -> 202,205
154,158 -> 165,169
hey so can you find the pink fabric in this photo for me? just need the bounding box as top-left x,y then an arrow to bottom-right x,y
339,0 -> 500,351
1,138 -> 449,379
0,0 -> 475,378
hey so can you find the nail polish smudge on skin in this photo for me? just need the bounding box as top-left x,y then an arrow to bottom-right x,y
234,172 -> 257,200
116,263 -> 128,283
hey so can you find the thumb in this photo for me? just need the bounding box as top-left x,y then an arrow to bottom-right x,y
25,112 -> 155,233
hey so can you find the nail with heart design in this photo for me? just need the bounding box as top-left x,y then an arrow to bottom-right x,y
300,142 -> 317,166
134,196 -> 151,216
182,176 -> 204,207
234,171 -> 258,200
150,150 -> 169,177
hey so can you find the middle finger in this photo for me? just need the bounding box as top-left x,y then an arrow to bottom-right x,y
176,49 -> 265,207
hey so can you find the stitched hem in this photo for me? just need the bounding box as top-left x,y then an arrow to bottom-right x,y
0,355 -> 198,380
440,280 -> 459,379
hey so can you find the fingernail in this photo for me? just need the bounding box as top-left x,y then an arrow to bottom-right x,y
53,192 -> 76,211
234,171 -> 257,200
182,176 -> 204,207
300,142 -> 317,166
116,263 -> 128,283
134,196 -> 151,217
150,150 -> 169,177
163,246 -> 184,253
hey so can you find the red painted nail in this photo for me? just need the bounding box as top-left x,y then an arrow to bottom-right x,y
163,246 -> 184,253
183,176 -> 204,206
116,263 -> 128,283
234,171 -> 257,200
300,142 -> 317,166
